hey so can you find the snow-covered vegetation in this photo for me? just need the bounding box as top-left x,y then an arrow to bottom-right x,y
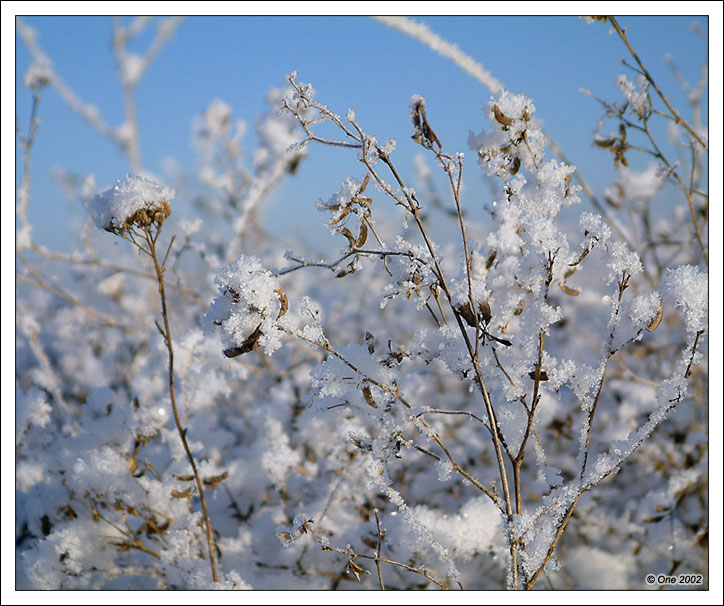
15,16 -> 708,590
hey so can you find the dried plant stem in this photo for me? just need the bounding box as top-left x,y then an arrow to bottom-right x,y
608,17 -> 707,151
140,226 -> 219,583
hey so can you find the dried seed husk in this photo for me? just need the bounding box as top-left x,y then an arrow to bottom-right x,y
509,156 -> 521,175
174,474 -> 195,482
479,300 -> 492,325
171,488 -> 194,499
224,324 -> 263,358
646,306 -> 663,331
456,302 -> 478,327
359,174 -> 370,194
569,248 -> 590,267
493,104 -> 513,127
355,221 -> 368,248
203,470 -> 230,488
362,385 -> 377,408
529,369 -> 549,381
485,248 -> 498,270
341,227 -> 357,248
594,138 -> 616,148
275,287 -> 289,319
560,283 -> 580,296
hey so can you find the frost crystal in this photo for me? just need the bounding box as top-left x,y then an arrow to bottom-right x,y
663,265 -> 708,336
85,174 -> 174,235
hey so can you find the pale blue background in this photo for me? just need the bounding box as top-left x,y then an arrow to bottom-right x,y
15,15 -> 709,251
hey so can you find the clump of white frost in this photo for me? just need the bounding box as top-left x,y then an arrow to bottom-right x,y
615,73 -> 649,115
202,255 -> 288,357
663,265 -> 708,336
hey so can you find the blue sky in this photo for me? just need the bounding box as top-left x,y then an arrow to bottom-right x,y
11,13 -> 712,252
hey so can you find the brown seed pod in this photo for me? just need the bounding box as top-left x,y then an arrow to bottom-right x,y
493,104 -> 513,127
479,300 -> 492,325
171,488 -> 194,499
509,156 -> 521,175
359,174 -> 370,194
569,248 -> 590,267
362,385 -> 377,408
455,302 -> 478,328
529,369 -> 549,382
203,470 -> 230,488
560,283 -> 580,297
275,287 -> 289,319
594,137 -> 617,148
646,306 -> 663,332
340,227 -> 357,248
355,221 -> 368,248
485,248 -> 498,270
223,324 -> 263,358
564,174 -> 572,197
174,474 -> 195,482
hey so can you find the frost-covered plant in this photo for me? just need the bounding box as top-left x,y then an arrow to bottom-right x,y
16,17 -> 708,591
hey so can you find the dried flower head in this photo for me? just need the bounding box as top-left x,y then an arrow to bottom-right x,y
86,174 -> 175,235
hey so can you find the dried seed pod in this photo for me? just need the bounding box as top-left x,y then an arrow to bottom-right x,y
564,174 -> 572,197
569,248 -> 590,267
564,267 -> 577,279
509,156 -> 521,175
275,287 -> 289,319
171,488 -> 194,499
362,385 -> 377,408
594,137 -> 617,148
479,300 -> 492,325
529,369 -> 549,381
174,474 -> 195,482
522,109 -> 530,121
455,302 -> 478,327
341,227 -> 357,248
329,206 -> 350,226
493,104 -> 513,127
355,221 -> 368,248
359,174 -> 370,194
513,300 -> 525,316
365,331 -> 375,354
223,324 -> 263,358
646,306 -> 663,332
560,283 -> 580,296
348,559 -> 369,583
485,248 -> 498,270
336,261 -> 356,278
203,470 -> 230,488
